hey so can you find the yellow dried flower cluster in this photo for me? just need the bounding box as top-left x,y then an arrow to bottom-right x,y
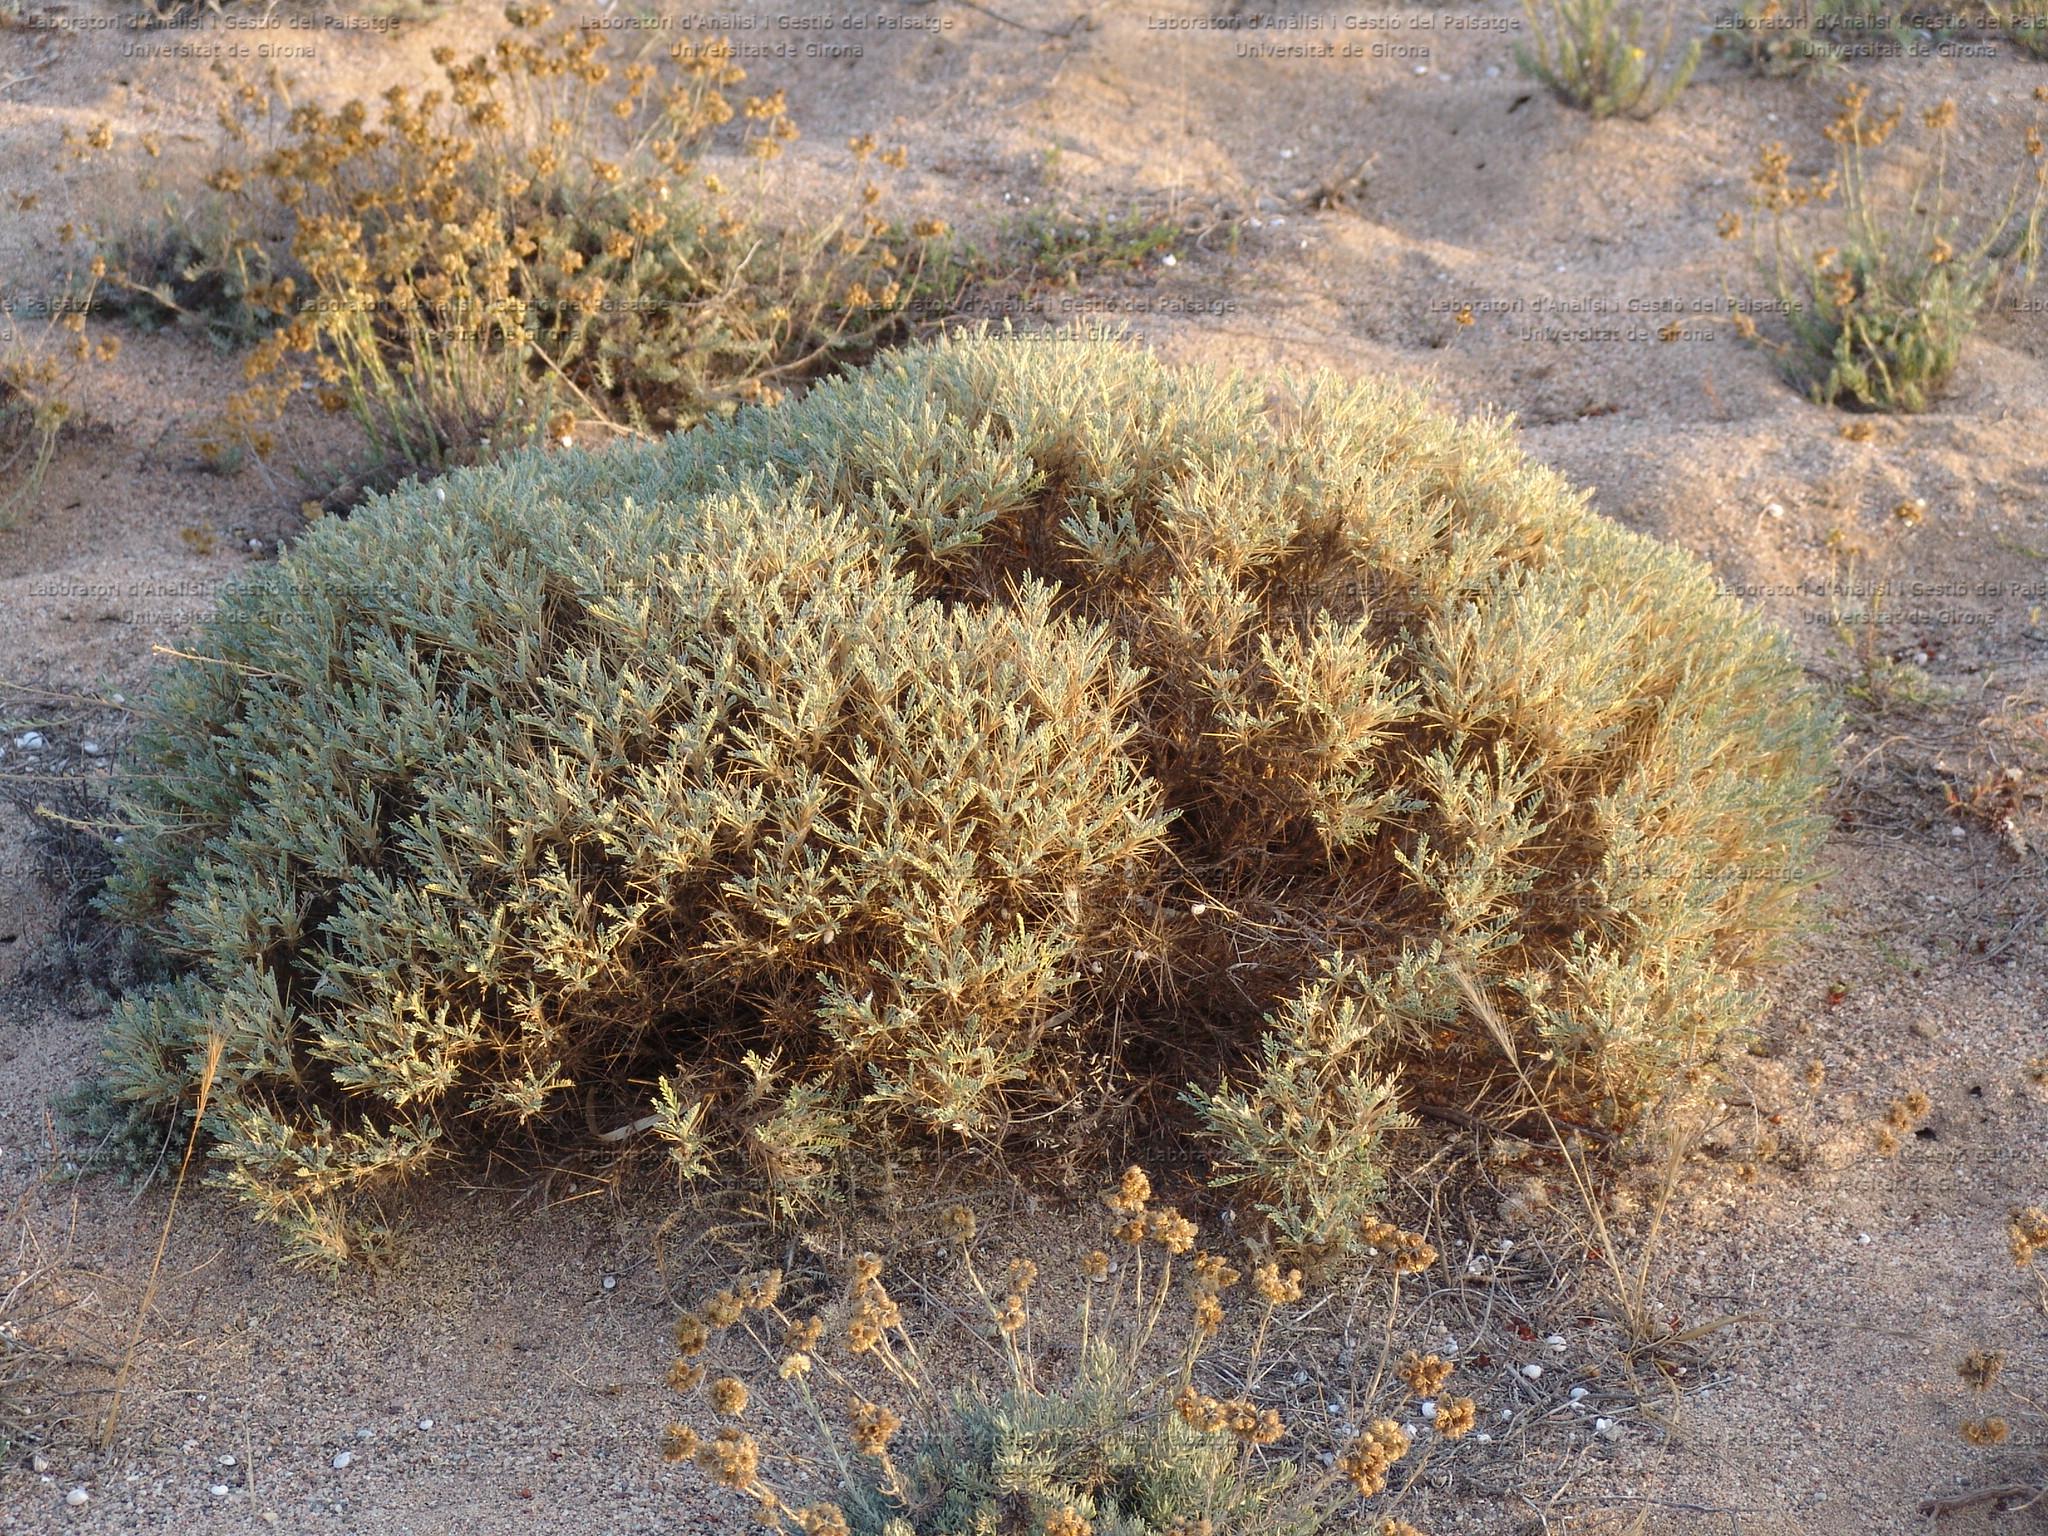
1359,1219 -> 1436,1275
1173,1385 -> 1285,1446
1190,1252 -> 1241,1294
2010,1207 -> 2048,1267
170,20 -> 943,475
847,1395 -> 902,1458
1397,1351 -> 1452,1398
796,1506 -> 851,1536
1105,1166 -> 1152,1215
1961,1416 -> 2010,1446
1957,1349 -> 2005,1393
1824,84 -> 1903,149
1433,1395 -> 1477,1440
697,1426 -> 761,1489
1337,1419 -> 1411,1496
846,1253 -> 904,1353
1251,1260 -> 1304,1306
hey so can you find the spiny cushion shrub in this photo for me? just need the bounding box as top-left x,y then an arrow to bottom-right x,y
101,330 -> 1833,1259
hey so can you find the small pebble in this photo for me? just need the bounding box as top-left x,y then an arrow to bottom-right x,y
1545,1334 -> 1567,1350
332,1452 -> 353,1470
15,731 -> 46,751
31,1454 -> 50,1474
1569,1385 -> 1588,1401
66,1489 -> 90,1508
82,740 -> 103,756
601,1274 -> 617,1292
210,1484 -> 231,1497
1160,254 -> 1177,268
1475,1431 -> 1492,1444
1420,1399 -> 1438,1420
417,1418 -> 434,1431
219,1456 -> 237,1467
1521,1363 -> 1543,1379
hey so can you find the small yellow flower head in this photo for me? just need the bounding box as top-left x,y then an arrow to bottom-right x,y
1380,1522 -> 1426,1536
784,1316 -> 825,1354
1191,1292 -> 1224,1339
1398,1351 -> 1453,1398
1045,1509 -> 1092,1536
696,1427 -> 760,1488
1005,1257 -> 1039,1294
1957,1350 -> 2004,1393
853,1253 -> 884,1284
1337,1418 -> 1412,1496
778,1353 -> 812,1381
674,1315 -> 712,1355
996,1293 -> 1028,1335
710,1376 -> 749,1416
912,217 -> 951,240
1175,1385 -> 1228,1433
942,1205 -> 976,1243
1381,1229 -> 1437,1275
661,1422 -> 699,1462
703,1291 -> 745,1329
1082,1250 -> 1111,1281
739,1269 -> 783,1310
667,1358 -> 704,1392
1190,1251 -> 1240,1294
1106,1166 -> 1152,1215
847,1396 -> 902,1457
1434,1395 -> 1478,1440
1147,1208 -> 1197,1255
797,1505 -> 852,1536
1717,211 -> 1742,241
1922,98 -> 1957,132
2010,1207 -> 2048,1267
1961,1416 -> 2010,1446
1251,1260 -> 1304,1307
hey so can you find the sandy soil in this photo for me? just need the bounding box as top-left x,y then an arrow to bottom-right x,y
2,0 -> 2046,1531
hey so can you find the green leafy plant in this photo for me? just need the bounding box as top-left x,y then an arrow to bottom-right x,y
1730,88 -> 2048,413
98,330 -> 1832,1260
1516,0 -> 1701,119
1995,0 -> 2048,55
